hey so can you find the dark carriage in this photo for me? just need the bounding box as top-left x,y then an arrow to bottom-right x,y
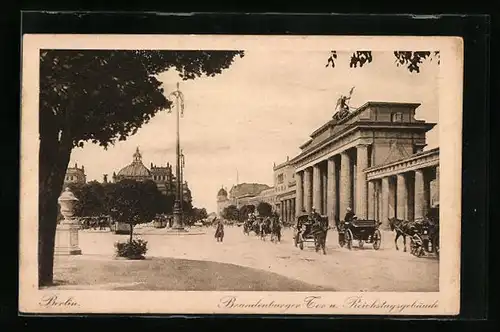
293,214 -> 329,253
410,214 -> 440,258
338,218 -> 382,250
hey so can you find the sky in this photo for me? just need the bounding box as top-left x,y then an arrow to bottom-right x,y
69,50 -> 439,213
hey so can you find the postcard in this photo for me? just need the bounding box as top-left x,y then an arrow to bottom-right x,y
20,34 -> 463,315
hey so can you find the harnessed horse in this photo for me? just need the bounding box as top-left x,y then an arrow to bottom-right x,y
270,216 -> 282,243
259,217 -> 272,241
388,217 -> 414,252
312,216 -> 329,254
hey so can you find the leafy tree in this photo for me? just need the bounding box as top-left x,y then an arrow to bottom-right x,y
67,181 -> 106,217
191,207 -> 208,221
256,202 -> 273,217
326,50 -> 440,73
106,179 -> 162,243
222,205 -> 239,221
38,49 -> 244,286
239,204 -> 255,221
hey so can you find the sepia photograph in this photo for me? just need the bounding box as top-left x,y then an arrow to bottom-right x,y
20,34 -> 463,315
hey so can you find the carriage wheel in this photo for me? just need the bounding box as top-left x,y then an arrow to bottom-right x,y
345,230 -> 353,250
338,233 -> 345,247
358,240 -> 364,248
410,235 -> 424,257
372,229 -> 382,250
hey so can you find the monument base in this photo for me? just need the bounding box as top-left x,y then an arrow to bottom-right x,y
54,247 -> 82,256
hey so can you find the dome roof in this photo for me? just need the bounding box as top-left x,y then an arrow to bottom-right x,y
117,163 -> 151,177
117,147 -> 151,178
217,187 -> 227,197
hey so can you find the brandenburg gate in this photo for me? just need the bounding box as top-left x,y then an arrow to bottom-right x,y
289,101 -> 439,228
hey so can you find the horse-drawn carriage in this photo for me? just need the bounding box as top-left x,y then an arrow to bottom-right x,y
338,218 -> 382,250
293,214 -> 329,254
243,216 -> 281,243
409,217 -> 439,258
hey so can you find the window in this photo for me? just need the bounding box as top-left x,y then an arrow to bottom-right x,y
277,174 -> 284,184
391,112 -> 403,122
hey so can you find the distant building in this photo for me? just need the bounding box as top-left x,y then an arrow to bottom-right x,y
216,182 -> 276,216
64,163 -> 86,187
216,187 -> 230,217
273,157 -> 297,223
112,147 -> 191,202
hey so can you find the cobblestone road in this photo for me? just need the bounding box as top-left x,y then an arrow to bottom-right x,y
70,226 -> 439,292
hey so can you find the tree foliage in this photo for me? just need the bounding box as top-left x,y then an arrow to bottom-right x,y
38,49 -> 244,286
66,181 -> 106,217
106,179 -> 162,242
40,50 -> 245,150
256,202 -> 273,217
222,205 -> 239,221
239,204 -> 255,221
326,50 -> 440,73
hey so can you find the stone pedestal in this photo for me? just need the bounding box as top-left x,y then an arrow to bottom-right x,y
55,188 -> 82,256
55,221 -> 82,255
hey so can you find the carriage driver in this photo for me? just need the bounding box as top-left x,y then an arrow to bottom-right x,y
310,207 -> 320,223
344,207 -> 356,223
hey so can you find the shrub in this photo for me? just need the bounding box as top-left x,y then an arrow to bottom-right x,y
114,238 -> 148,259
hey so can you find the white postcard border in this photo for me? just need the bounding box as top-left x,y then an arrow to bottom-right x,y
19,34 -> 463,315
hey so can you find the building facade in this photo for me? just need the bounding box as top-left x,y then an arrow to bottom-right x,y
112,147 -> 191,202
216,182 -> 275,216
289,101 -> 439,229
273,157 -> 297,223
64,163 -> 87,187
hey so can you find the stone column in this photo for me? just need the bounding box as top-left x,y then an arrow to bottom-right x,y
288,199 -> 293,222
396,174 -> 407,220
304,167 -> 313,213
424,171 -> 431,217
367,180 -> 376,219
339,151 -> 352,218
295,171 -> 304,216
322,165 -> 328,215
55,187 -> 82,256
388,177 -> 396,218
327,158 -> 337,226
313,164 -> 322,212
291,198 -> 295,221
381,177 -> 390,228
283,199 -> 290,222
356,144 -> 369,219
414,169 -> 425,220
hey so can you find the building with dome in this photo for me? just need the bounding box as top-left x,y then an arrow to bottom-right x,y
112,147 -> 191,203
63,162 -> 87,187
216,187 -> 230,217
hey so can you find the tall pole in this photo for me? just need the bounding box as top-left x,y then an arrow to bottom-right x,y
172,82 -> 183,229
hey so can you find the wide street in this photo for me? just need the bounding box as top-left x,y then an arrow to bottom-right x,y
52,225 -> 439,292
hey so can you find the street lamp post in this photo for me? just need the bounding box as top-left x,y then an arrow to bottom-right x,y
169,83 -> 185,230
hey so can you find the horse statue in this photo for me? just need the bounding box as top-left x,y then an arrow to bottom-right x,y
388,217 -> 414,252
214,221 -> 224,242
